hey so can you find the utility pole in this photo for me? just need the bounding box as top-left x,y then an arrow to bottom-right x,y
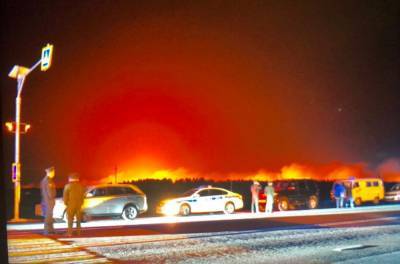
114,165 -> 118,184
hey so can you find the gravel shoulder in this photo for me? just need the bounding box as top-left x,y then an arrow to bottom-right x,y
62,224 -> 400,263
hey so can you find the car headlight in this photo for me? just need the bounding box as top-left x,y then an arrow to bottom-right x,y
161,201 -> 179,216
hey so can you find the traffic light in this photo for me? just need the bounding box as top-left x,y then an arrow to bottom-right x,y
5,122 -> 31,133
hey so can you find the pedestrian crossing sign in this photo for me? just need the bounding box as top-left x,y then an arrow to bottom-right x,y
41,44 -> 54,71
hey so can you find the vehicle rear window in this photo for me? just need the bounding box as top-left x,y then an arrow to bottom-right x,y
366,182 -> 372,187
373,181 -> 379,187
353,182 -> 359,188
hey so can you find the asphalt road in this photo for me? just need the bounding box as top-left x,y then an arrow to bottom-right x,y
7,205 -> 400,263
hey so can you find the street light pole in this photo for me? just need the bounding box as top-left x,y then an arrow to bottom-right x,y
10,60 -> 40,222
14,82 -> 22,220
9,53 -> 50,222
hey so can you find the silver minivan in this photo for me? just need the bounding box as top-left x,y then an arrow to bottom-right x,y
52,184 -> 148,221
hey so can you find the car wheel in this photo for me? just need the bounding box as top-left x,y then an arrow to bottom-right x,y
373,197 -> 380,205
278,197 -> 289,211
224,202 -> 235,214
122,205 -> 138,220
355,197 -> 362,206
179,204 -> 191,216
81,213 -> 90,223
307,195 -> 319,209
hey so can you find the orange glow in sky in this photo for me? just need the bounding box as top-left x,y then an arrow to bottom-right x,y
97,160 -> 400,184
4,2 -> 399,186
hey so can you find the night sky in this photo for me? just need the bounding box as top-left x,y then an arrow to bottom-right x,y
2,1 -> 400,185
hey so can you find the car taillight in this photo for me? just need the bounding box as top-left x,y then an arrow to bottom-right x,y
288,186 -> 296,191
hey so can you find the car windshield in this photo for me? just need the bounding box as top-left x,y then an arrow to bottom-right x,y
391,184 -> 400,191
274,181 -> 289,191
182,188 -> 199,197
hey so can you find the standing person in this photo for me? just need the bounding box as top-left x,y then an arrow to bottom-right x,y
345,181 -> 354,208
264,181 -> 275,214
63,173 -> 86,236
334,182 -> 345,208
40,166 -> 56,234
250,181 -> 261,213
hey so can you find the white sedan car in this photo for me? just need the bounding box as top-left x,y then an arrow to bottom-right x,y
157,186 -> 243,216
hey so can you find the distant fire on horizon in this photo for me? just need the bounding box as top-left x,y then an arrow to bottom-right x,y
99,158 -> 400,184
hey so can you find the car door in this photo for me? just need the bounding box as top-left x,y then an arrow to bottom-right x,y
84,187 -> 111,216
297,181 -> 309,205
107,187 -> 128,214
194,189 -> 212,213
208,189 -> 227,211
287,181 -> 302,205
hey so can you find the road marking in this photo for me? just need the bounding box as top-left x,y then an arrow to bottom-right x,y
50,258 -> 110,264
7,236 -> 112,263
59,234 -> 190,247
333,244 -> 377,252
320,216 -> 400,227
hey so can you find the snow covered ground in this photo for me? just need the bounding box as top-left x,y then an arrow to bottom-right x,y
54,223 -> 400,263
8,204 -> 400,263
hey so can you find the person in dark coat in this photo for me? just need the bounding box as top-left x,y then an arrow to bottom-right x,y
344,181 -> 354,208
63,173 -> 86,236
40,166 -> 56,234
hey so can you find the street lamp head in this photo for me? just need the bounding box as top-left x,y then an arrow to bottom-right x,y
8,65 -> 30,79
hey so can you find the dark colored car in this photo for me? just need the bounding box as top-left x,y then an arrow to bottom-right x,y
259,180 -> 319,211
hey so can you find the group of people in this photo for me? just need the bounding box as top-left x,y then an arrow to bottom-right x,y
250,181 -> 274,214
40,166 -> 86,236
333,181 -> 354,209
40,170 -> 356,235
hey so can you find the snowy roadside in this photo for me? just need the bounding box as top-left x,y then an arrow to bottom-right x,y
57,224 -> 400,263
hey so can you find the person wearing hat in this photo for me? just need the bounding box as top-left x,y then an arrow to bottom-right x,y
250,181 -> 261,213
40,166 -> 56,234
63,173 -> 86,236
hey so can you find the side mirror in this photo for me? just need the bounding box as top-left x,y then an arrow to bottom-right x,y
86,193 -> 94,198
